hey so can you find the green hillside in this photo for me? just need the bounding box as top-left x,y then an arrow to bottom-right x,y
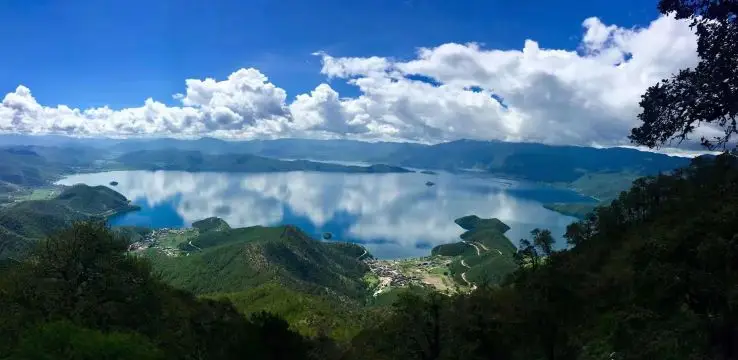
0,148 -> 59,187
431,215 -> 518,286
0,222 -> 324,360
543,171 -> 642,218
0,184 -> 139,259
206,283 -> 375,342
0,201 -> 92,258
149,223 -> 370,300
54,184 -> 139,216
0,146 -> 112,188
349,153 -> 738,360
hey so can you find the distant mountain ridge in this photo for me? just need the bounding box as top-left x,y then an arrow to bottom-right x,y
0,135 -> 694,197
115,149 -> 412,173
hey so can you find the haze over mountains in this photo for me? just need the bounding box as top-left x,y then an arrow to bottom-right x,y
0,134 -> 693,177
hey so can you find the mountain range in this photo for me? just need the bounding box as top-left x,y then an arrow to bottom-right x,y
0,134 -> 693,182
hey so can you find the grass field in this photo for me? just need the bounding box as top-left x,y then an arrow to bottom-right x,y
155,229 -> 199,248
26,188 -> 57,201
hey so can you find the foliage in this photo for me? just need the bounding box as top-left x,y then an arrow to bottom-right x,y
431,242 -> 476,257
9,321 -> 163,360
151,225 -> 370,300
0,184 -> 136,259
460,228 -> 517,254
431,215 -> 518,286
54,184 -> 138,216
630,0 -> 738,149
207,283 -> 372,342
110,225 -> 152,243
0,201 -> 92,259
2,153 -> 737,359
352,153 -> 738,359
0,221 -> 322,359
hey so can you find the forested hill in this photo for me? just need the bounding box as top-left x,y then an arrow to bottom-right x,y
149,224 -> 370,300
0,184 -> 139,259
432,215 -> 518,286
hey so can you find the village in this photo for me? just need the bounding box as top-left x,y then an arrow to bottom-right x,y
363,255 -> 459,296
127,228 -> 197,257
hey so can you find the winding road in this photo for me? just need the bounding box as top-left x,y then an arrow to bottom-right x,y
462,241 -> 481,256
460,259 -> 477,290
458,241 -> 504,290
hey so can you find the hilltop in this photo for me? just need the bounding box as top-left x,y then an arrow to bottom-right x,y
192,217 -> 231,233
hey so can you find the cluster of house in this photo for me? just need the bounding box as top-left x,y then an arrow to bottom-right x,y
364,259 -> 420,288
126,228 -> 192,257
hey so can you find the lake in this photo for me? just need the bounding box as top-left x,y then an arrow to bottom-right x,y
56,170 -> 592,259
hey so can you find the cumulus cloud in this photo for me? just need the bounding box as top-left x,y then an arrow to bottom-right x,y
0,14 -> 704,147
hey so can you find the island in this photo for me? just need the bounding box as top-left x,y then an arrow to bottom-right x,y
425,181 -> 435,187
109,181 -> 119,186
420,170 -> 438,175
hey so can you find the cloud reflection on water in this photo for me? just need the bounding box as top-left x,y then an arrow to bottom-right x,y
57,170 -> 581,258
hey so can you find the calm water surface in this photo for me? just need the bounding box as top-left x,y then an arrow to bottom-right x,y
57,171 -> 591,258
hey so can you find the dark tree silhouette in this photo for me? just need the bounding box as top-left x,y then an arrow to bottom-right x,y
630,0 -> 738,150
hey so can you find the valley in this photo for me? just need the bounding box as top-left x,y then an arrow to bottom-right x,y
117,212 -> 517,297
0,136 -> 706,354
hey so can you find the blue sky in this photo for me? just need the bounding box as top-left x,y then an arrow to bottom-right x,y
1,0 -> 658,108
0,0 -> 703,149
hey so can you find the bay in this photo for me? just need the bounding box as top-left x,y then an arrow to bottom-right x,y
56,170 -> 592,259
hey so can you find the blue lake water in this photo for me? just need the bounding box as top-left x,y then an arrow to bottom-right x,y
57,170 -> 593,259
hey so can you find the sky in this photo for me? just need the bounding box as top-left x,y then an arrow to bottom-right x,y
0,0 -> 712,149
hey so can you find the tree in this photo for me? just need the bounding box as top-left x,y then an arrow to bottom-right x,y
514,228 -> 555,267
629,0 -> 738,150
532,228 -> 555,256
0,222 -> 317,360
9,321 -> 163,360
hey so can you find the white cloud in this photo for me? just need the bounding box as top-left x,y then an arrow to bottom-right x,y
0,14 -> 704,147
